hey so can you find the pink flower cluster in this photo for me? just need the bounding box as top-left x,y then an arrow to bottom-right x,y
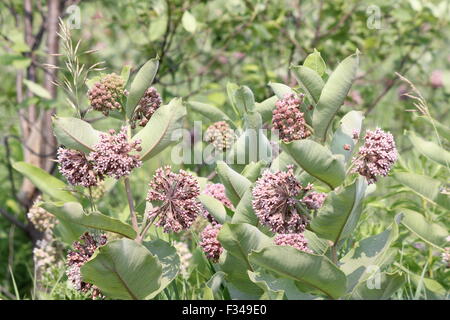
274,233 -> 312,253
131,87 -> 163,128
252,166 -> 310,234
90,127 -> 142,179
204,121 -> 235,151
146,166 -> 202,233
87,73 -> 126,116
352,128 -> 398,184
272,93 -> 310,143
199,224 -> 223,262
57,148 -> 100,187
66,232 -> 107,299
202,183 -> 234,225
302,192 -> 327,210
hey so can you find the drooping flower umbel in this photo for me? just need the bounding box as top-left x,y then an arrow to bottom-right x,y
91,127 -> 142,179
252,166 -> 312,234
199,224 -> 223,262
87,73 -> 126,115
204,121 -> 235,151
274,233 -> 313,253
272,93 -> 311,142
66,232 -> 107,299
33,237 -> 60,272
131,87 -> 163,128
352,128 -> 398,184
146,166 -> 202,233
57,147 -> 100,187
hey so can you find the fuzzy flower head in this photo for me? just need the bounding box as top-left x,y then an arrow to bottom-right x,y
57,147 -> 100,187
34,237 -> 59,271
88,73 -> 126,116
274,233 -> 313,253
146,166 -> 202,233
27,196 -> 56,232
204,121 -> 235,151
272,93 -> 311,143
131,87 -> 163,128
91,127 -> 142,179
199,224 -> 223,263
252,166 -> 310,234
301,192 -> 327,210
352,128 -> 398,184
66,232 -> 107,299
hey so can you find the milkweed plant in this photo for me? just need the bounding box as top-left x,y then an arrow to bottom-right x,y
14,29 -> 449,301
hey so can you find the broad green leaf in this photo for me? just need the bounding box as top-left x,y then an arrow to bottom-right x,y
54,219 -> 86,244
303,230 -> 330,255
231,187 -> 258,226
310,178 -> 367,243
291,65 -> 325,104
132,98 -> 186,161
218,223 -> 272,268
234,86 -> 255,113
198,194 -> 227,224
303,49 -> 326,76
188,101 -> 230,122
248,270 -> 314,300
12,162 -> 77,202
399,209 -> 448,249
350,272 -> 405,300
330,111 -> 364,163
149,14 -> 168,41
393,172 -> 449,210
42,202 -> 137,239
255,96 -> 277,123
143,239 -> 180,298
228,118 -> 272,165
216,161 -> 251,206
53,116 -> 102,153
313,52 -> 359,141
220,252 -> 263,298
281,139 -> 346,189
340,222 -> 399,292
182,11 -> 197,33
203,272 -> 226,300
270,151 -> 294,172
121,65 -> 132,85
81,238 -> 162,300
126,58 -> 159,118
241,161 -> 265,182
408,132 -> 450,167
268,82 -> 294,99
226,82 -> 240,116
249,246 -> 347,299
23,80 -> 52,99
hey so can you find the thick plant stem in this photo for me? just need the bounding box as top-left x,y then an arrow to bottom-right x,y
124,177 -> 139,237
331,245 -> 338,265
